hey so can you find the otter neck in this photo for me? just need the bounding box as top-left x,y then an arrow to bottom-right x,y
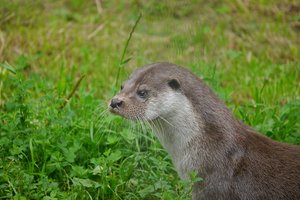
149,96 -> 239,180
149,95 -> 202,179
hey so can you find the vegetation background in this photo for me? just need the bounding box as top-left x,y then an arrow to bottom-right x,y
0,0 -> 299,199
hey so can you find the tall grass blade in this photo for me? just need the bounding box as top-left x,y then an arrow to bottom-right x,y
114,13 -> 142,94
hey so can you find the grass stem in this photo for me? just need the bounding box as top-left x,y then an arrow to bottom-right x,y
114,13 -> 142,94
60,74 -> 86,109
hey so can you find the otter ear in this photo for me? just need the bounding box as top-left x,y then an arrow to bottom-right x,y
168,79 -> 180,90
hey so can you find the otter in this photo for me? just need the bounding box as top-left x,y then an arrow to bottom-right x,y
109,62 -> 300,200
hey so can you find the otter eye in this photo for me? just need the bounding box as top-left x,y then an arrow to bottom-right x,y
137,90 -> 147,98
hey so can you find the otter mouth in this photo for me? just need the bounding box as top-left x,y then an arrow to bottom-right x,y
108,106 -> 132,120
108,101 -> 156,121
109,107 -> 151,121
109,107 -> 124,117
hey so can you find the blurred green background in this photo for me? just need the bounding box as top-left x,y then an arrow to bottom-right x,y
0,0 -> 299,199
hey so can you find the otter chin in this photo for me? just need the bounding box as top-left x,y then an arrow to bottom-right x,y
109,62 -> 300,200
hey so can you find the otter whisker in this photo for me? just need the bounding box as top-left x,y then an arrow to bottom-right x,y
93,108 -> 109,126
94,109 -> 114,136
138,116 -> 148,135
157,115 -> 176,128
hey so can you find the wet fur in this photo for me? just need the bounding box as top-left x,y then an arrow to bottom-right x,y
111,62 -> 300,200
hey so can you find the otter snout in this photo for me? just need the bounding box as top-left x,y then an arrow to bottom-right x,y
110,98 -> 123,109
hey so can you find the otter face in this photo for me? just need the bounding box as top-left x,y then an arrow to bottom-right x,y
109,67 -> 181,121
109,82 -> 153,120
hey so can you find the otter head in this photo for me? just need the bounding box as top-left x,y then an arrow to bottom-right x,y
109,64 -> 182,121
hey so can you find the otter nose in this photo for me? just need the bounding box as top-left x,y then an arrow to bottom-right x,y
110,98 -> 123,109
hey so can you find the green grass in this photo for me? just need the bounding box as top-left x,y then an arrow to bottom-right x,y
0,0 -> 299,199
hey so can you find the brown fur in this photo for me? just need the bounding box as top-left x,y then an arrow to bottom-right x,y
110,62 -> 300,200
